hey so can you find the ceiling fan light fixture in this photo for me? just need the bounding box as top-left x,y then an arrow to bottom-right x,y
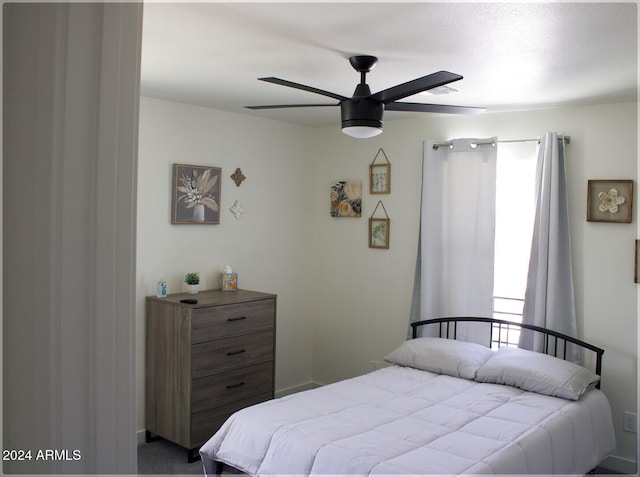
247,56 -> 479,136
340,99 -> 383,138
341,125 -> 383,138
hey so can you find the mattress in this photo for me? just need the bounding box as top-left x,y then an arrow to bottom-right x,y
200,365 -> 616,476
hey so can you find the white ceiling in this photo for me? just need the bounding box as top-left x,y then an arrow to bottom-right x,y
140,2 -> 638,129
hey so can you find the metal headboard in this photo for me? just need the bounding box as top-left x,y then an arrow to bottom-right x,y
411,317 -> 604,387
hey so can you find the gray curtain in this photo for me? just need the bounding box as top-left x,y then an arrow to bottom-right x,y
519,132 -> 579,362
409,138 -> 498,344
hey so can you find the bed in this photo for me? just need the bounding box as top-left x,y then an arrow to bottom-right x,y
199,317 -> 616,475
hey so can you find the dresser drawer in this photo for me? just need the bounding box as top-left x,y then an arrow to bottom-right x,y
190,392 -> 273,446
191,361 -> 273,413
191,299 -> 275,343
191,330 -> 274,379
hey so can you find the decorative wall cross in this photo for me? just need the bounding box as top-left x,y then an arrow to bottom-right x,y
231,168 -> 246,187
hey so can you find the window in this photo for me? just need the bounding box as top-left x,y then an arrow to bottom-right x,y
492,142 -> 537,347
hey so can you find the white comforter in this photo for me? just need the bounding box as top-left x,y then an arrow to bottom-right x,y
200,365 -> 616,476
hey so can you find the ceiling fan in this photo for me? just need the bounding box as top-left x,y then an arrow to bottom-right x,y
246,55 -> 484,138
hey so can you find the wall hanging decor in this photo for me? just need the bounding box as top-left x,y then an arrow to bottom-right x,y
231,168 -> 246,187
230,200 -> 246,219
369,148 -> 391,194
369,200 -> 390,249
330,180 -> 362,217
635,240 -> 639,284
587,179 -> 633,223
172,164 -> 221,224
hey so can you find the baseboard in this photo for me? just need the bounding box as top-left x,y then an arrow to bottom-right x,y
275,381 -> 322,398
600,455 -> 637,474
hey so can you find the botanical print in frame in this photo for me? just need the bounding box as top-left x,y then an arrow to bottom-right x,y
330,180 -> 362,217
370,163 -> 390,194
172,164 -> 221,224
369,217 -> 389,249
587,179 -> 633,223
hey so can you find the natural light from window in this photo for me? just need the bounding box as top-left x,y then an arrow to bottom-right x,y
492,142 -> 537,346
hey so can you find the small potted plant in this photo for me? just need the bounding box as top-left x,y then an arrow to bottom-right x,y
184,272 -> 200,294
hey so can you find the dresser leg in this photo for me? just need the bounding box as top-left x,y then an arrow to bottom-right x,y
187,448 -> 201,463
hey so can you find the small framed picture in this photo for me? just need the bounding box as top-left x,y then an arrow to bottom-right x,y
222,272 -> 238,291
370,163 -> 390,194
369,217 -> 390,249
587,180 -> 633,223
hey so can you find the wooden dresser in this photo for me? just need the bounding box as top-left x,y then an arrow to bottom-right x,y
145,289 -> 276,461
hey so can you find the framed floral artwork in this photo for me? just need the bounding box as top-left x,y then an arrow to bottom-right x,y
330,180 -> 362,217
172,164 -> 221,224
587,179 -> 633,223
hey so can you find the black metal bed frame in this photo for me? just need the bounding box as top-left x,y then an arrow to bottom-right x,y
411,317 -> 604,387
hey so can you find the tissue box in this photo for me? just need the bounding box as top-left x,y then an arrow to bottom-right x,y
221,272 -> 238,291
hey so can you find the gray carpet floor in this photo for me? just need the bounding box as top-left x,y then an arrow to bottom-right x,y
137,438 -> 245,476
138,439 -> 205,475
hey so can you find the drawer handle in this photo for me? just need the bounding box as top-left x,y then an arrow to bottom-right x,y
226,349 -> 247,356
227,316 -> 247,322
226,381 -> 245,389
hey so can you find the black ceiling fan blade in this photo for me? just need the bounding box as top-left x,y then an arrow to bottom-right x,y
371,71 -> 463,104
385,102 -> 485,114
259,77 -> 348,102
245,103 -> 339,110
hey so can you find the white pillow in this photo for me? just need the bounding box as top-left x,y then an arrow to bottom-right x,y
475,346 -> 600,400
384,337 -> 494,380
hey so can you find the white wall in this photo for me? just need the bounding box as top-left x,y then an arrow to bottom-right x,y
137,99 -> 637,469
310,101 -> 638,470
136,97 -> 316,439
